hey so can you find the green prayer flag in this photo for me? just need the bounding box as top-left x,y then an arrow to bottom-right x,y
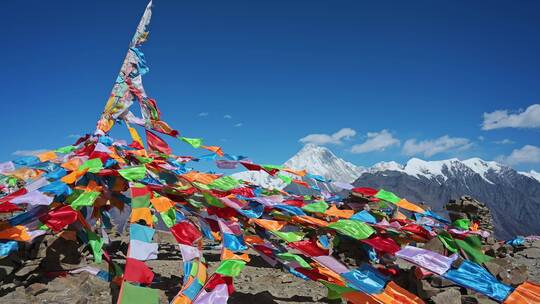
79,158 -> 103,173
208,176 -> 240,191
118,165 -> 147,181
455,235 -> 493,264
113,262 -> 124,276
328,219 -> 375,240
55,145 -> 77,154
302,200 -> 328,213
7,177 -> 18,187
276,253 -> 312,269
453,218 -> 471,230
437,230 -> 459,253
261,164 -> 284,171
192,182 -> 211,191
160,208 -> 176,228
180,137 -> 203,148
189,261 -> 199,277
277,174 -> 293,184
270,230 -> 305,242
70,191 -> 100,210
37,222 -> 50,231
187,198 -> 204,208
120,282 -> 159,304
132,193 -> 151,208
203,192 -> 225,207
321,281 -> 356,300
215,260 -> 246,277
135,155 -> 154,164
374,189 -> 401,204
88,231 -> 104,263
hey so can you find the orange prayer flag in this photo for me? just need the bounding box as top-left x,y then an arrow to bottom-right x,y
151,196 -> 174,212
396,199 -> 425,214
10,168 -> 40,180
130,208 -> 153,226
201,145 -> 224,157
504,281 -> 540,304
0,225 -> 31,242
292,179 -> 310,188
250,218 -> 287,231
211,231 -> 222,241
395,211 -> 408,220
37,151 -> 57,162
109,150 -> 126,165
128,126 -> 144,147
342,291 -> 380,304
291,215 -> 329,227
181,171 -> 220,184
313,265 -> 345,284
62,158 -> 83,171
61,169 -> 88,184
324,205 -> 354,219
195,261 -> 207,283
244,235 -> 265,245
222,248 -> 251,262
377,281 -> 425,304
96,117 -> 114,133
283,168 -> 307,177
76,180 -> 102,192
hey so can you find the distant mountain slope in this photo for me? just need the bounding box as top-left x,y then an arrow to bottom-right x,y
354,158 -> 540,239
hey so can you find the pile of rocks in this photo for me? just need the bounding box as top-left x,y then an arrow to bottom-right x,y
446,196 -> 495,236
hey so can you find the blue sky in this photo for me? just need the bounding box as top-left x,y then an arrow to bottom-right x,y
1,0 -> 539,171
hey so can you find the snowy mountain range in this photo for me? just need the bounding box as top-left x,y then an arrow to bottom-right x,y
233,144 -> 540,238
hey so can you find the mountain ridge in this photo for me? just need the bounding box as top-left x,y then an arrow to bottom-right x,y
233,144 -> 540,238
233,144 -> 539,188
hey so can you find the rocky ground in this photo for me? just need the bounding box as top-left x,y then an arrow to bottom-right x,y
1,196 -> 539,303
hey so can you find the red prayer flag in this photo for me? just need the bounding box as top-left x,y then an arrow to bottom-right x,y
170,221 -> 202,245
205,273 -> 235,295
283,199 -> 305,207
145,130 -> 172,155
361,235 -> 401,255
352,187 -> 378,196
240,162 -> 262,172
289,239 -> 329,257
253,244 -> 274,257
0,188 -> 27,203
124,258 -> 154,284
294,267 -> 329,282
0,202 -> 22,213
74,144 -> 95,157
401,224 -> 431,240
292,180 -> 310,188
39,205 -> 78,232
229,187 -> 255,198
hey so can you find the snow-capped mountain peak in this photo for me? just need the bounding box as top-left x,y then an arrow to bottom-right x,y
366,157 -> 512,185
233,144 -> 539,196
369,161 -> 403,172
232,144 -> 365,190
461,158 -> 504,184
284,144 -> 365,183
